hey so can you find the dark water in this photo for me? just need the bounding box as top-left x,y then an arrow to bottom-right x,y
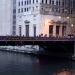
0,51 -> 75,75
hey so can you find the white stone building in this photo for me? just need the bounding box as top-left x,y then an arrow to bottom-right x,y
0,0 -> 75,37
16,0 -> 75,37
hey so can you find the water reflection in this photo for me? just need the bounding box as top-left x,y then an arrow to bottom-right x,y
0,51 -> 74,75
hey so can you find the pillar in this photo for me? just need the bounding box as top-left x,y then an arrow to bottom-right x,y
59,25 -> 62,37
74,42 -> 75,56
72,42 -> 75,57
53,25 -> 56,37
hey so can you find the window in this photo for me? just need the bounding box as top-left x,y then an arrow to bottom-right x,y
27,0 -> 28,5
19,25 -> 22,36
13,9 -> 16,13
52,1 -> 54,5
18,1 -> 20,6
61,9 -> 64,13
27,8 -> 28,12
49,0 -> 51,4
33,0 -> 34,4
46,0 -> 47,4
26,25 -> 29,37
21,8 -> 23,12
56,1 -> 58,5
24,8 -> 26,12
36,6 -> 38,9
25,1 -> 26,5
13,15 -> 16,19
62,1 -> 64,6
21,1 -> 23,6
33,25 -> 36,37
33,7 -> 34,11
42,0 -> 43,3
13,26 -> 16,30
28,7 -> 31,11
36,0 -> 38,3
13,21 -> 16,24
29,0 -> 31,4
56,26 -> 59,35
18,9 -> 20,13
49,25 -> 53,36
59,1 -> 60,6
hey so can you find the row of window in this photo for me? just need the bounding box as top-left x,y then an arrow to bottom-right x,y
18,0 -> 38,6
18,6 -> 38,13
18,7 -> 30,13
41,6 -> 73,14
41,0 -> 74,8
18,0 -> 60,6
41,0 -> 52,4
19,25 -> 36,37
18,0 -> 75,9
41,0 -> 60,5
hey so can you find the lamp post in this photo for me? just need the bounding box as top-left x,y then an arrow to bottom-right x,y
71,24 -> 74,34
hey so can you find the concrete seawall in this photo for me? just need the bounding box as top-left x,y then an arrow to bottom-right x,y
0,46 -> 39,55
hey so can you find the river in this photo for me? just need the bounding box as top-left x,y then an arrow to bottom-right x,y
0,50 -> 75,75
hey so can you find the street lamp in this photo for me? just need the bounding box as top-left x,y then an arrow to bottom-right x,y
66,16 -> 70,19
58,16 -> 61,19
70,24 -> 74,35
71,24 -> 74,27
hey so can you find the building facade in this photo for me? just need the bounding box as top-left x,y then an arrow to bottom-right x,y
0,0 -> 17,36
12,0 -> 16,36
0,0 -> 12,36
16,0 -> 75,37
0,0 -> 75,37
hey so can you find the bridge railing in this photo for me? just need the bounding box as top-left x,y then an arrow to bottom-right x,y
0,36 -> 74,41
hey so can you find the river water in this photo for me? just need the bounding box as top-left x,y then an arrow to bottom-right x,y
0,51 -> 75,75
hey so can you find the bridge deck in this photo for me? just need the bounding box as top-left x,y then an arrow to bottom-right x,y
0,36 -> 75,42
0,36 -> 74,46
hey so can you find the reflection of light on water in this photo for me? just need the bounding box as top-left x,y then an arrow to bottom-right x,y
36,59 -> 39,63
54,71 -> 71,75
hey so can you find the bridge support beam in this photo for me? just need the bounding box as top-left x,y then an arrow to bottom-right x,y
74,42 -> 75,56
39,41 -> 74,58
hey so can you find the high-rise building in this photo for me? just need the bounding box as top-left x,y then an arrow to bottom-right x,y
0,0 -> 17,36
12,0 -> 16,36
16,0 -> 75,37
0,0 -> 12,36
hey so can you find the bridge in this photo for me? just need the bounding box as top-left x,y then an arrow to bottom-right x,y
0,36 -> 74,45
0,36 -> 75,58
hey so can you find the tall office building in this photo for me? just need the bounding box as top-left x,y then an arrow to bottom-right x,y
16,0 -> 75,37
12,0 -> 16,36
0,0 -> 12,36
0,0 -> 16,36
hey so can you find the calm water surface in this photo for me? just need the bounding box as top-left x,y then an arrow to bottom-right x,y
0,51 -> 75,75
